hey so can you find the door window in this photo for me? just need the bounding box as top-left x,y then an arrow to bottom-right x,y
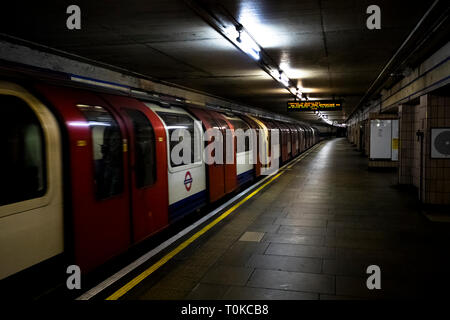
157,112 -> 201,167
124,109 -> 156,188
76,104 -> 124,199
0,95 -> 46,206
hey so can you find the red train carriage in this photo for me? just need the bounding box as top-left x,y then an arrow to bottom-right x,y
0,78 -> 320,280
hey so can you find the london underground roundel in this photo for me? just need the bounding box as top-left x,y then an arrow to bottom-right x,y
184,171 -> 193,191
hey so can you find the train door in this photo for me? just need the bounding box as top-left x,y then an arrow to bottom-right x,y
252,117 -> 275,174
306,128 -> 311,148
288,124 -> 299,157
289,124 -> 300,156
213,114 -> 237,194
148,104 -> 207,221
240,115 -> 262,177
224,115 -> 255,186
35,84 -> 131,273
0,82 -> 63,280
246,115 -> 270,174
263,119 -> 283,165
297,125 -> 305,152
283,123 -> 292,160
270,120 -> 287,163
187,107 -> 227,202
101,95 -> 169,243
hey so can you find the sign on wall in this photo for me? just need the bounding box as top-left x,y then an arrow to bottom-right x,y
287,100 -> 343,112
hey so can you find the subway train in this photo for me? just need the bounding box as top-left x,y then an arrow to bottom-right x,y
0,78 -> 320,281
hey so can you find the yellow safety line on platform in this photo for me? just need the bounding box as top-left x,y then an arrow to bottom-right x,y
106,142 -> 322,300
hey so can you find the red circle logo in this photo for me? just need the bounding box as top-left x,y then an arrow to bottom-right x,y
184,171 -> 193,191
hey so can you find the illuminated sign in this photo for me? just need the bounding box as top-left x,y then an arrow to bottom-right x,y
287,100 -> 343,111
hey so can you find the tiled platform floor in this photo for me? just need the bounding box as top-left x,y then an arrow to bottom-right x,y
124,138 -> 450,300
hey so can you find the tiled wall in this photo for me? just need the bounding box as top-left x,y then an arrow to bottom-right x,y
424,94 -> 450,205
412,98 -> 427,190
347,121 -> 367,153
398,93 -> 450,205
347,123 -> 358,145
398,104 -> 415,185
364,120 -> 370,157
348,92 -> 449,204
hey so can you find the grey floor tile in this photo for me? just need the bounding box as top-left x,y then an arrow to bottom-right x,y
248,269 -> 335,294
263,233 -> 325,246
223,286 -> 318,300
139,287 -> 190,300
335,275 -> 418,299
246,254 -> 322,273
266,243 -> 336,259
275,218 -> 327,228
200,265 -> 254,286
186,283 -> 229,300
286,213 -> 335,220
248,223 -> 280,233
239,231 -> 265,242
323,258 -> 418,278
277,225 -> 329,236
255,216 -> 277,224
218,242 -> 270,267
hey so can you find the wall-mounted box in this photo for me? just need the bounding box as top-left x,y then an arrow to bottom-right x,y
370,119 -> 399,160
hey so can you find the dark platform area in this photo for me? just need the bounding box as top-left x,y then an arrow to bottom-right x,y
123,138 -> 450,300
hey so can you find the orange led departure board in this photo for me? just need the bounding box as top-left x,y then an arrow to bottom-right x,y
287,100 -> 343,111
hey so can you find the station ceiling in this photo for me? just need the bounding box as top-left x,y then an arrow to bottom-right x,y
0,0 -> 433,125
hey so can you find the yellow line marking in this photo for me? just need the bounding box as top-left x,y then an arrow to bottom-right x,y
106,143 -> 321,300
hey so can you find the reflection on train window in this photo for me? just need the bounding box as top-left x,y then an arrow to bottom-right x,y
229,118 -> 251,152
0,95 -> 46,206
76,104 -> 123,199
124,109 -> 156,188
157,112 -> 201,167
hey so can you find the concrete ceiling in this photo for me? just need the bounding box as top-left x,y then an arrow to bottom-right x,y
0,0 -> 433,125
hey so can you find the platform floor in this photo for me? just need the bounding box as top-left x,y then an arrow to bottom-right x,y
122,138 -> 450,300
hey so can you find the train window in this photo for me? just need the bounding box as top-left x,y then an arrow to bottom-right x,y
124,109 -> 156,188
229,118 -> 251,152
76,104 -> 123,199
0,95 -> 46,206
157,112 -> 201,167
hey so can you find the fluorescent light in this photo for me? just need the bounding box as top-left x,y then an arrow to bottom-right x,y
279,71 -> 290,86
228,26 -> 261,61
295,87 -> 302,100
271,69 -> 290,87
